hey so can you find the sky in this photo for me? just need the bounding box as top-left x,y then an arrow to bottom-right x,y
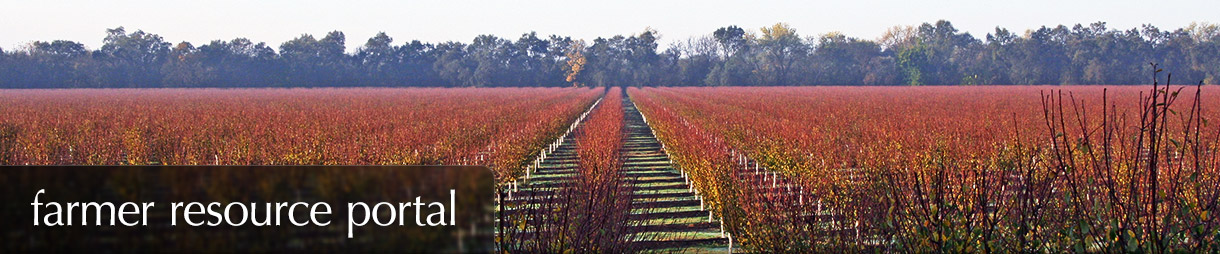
1,0 -> 1217,52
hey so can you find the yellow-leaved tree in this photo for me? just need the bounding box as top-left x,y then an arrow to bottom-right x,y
565,40 -> 586,87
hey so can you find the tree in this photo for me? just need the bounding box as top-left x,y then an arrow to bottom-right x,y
812,32 -> 884,85
196,38 -> 280,87
318,31 -> 350,86
675,36 -> 718,86
1186,22 -> 1220,84
357,32 -> 396,86
975,27 -> 1018,85
19,40 -> 95,87
626,28 -> 662,86
912,20 -> 977,85
879,25 -> 918,53
3,22 -> 1220,88
705,26 -> 756,86
1011,25 -> 1071,85
279,31 -> 350,86
756,23 -> 806,86
432,41 -> 473,87
713,26 -> 747,58
279,34 -> 322,86
467,34 -> 511,87
0,47 -> 9,88
565,40 -> 586,87
897,42 -> 929,86
162,42 -> 206,87
511,32 -> 553,86
98,27 -> 171,87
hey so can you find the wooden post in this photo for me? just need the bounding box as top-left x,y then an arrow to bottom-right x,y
817,200 -> 822,217
855,220 -> 861,241
772,172 -> 777,188
799,187 -> 804,205
728,233 -> 733,253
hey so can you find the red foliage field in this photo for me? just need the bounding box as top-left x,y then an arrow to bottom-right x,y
3,84 -> 1217,251
569,87 -> 632,250
630,85 -> 1220,252
0,87 -> 601,180
497,88 -> 642,252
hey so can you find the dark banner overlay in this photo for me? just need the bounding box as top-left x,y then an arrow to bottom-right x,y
0,166 -> 495,253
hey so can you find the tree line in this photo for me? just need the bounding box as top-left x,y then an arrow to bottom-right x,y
1,20 -> 1217,88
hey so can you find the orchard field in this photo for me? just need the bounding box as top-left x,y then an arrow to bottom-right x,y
2,85 -> 1219,252
0,87 -> 600,180
629,85 -> 1220,252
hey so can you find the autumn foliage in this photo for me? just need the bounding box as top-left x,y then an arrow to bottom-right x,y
497,88 -> 642,252
0,87 -> 601,181
630,84 -> 1220,252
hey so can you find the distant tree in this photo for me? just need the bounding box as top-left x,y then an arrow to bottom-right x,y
583,36 -> 619,86
432,41 -> 473,87
914,20 -> 977,85
318,31 -> 350,86
863,56 -> 900,86
18,40 -> 95,87
713,26 -> 748,58
97,27 -> 171,87
1186,22 -> 1220,84
1012,26 -> 1071,85
565,40 -> 587,87
627,28 -> 662,86
811,32 -> 884,85
356,32 -> 396,86
705,26 -> 755,86
277,31 -> 350,86
30,40 -> 89,58
197,38 -> 280,87
897,42 -> 929,86
3,22 -> 1219,88
878,25 -> 918,53
538,35 -> 574,87
973,27 -> 1018,85
756,23 -> 806,86
398,40 -> 438,86
674,36 -> 718,86
468,34 -> 511,87
162,42 -> 207,87
511,32 -> 552,86
656,45 -> 684,86
0,47 -> 6,87
279,34 -> 323,86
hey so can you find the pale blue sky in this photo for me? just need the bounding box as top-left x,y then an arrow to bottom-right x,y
2,0 -> 1216,52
